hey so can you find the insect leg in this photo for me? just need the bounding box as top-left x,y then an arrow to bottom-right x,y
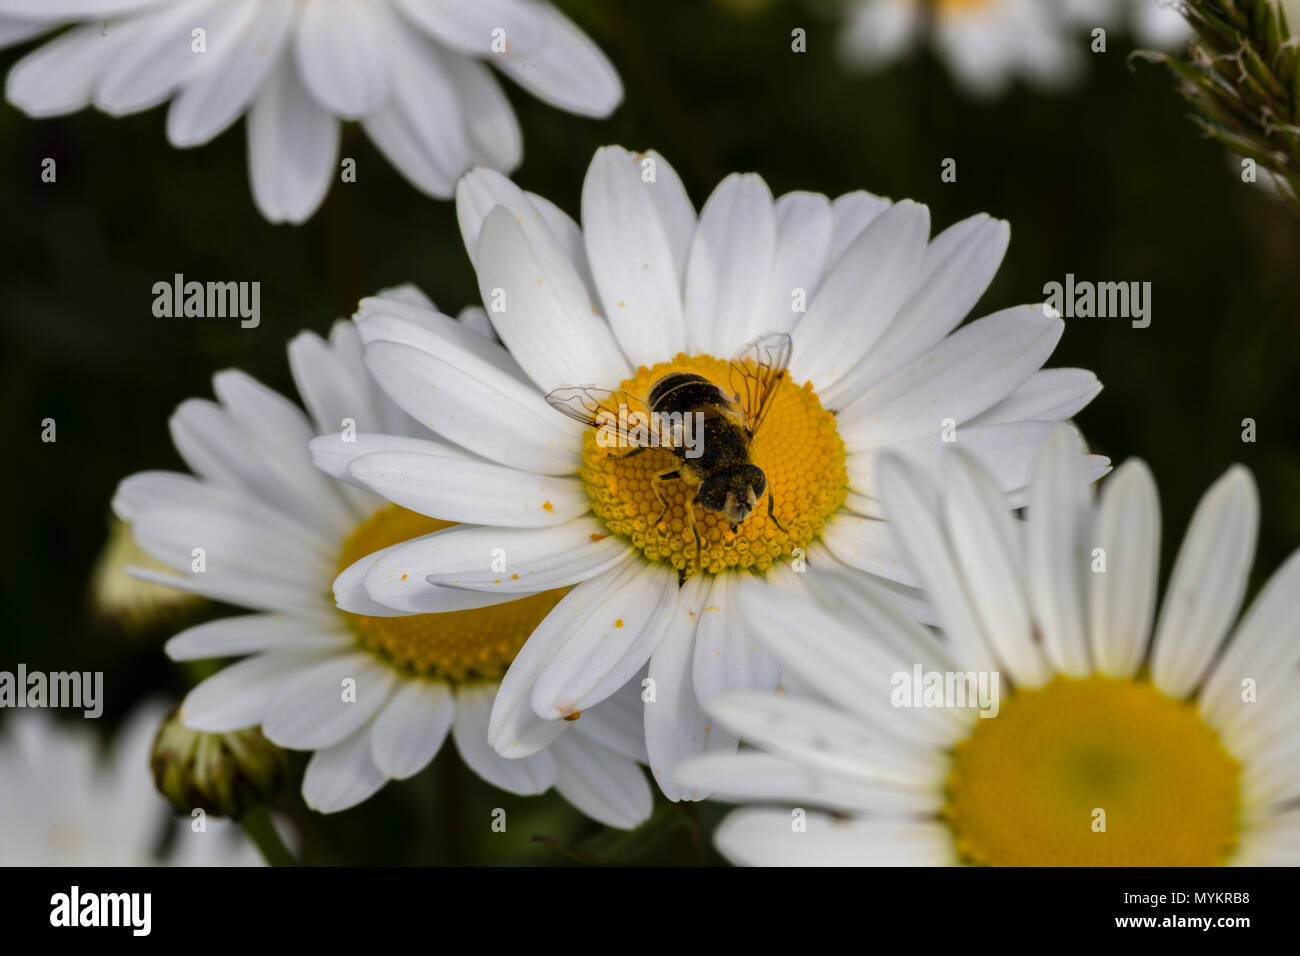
688,494 -> 705,574
651,470 -> 680,532
767,487 -> 786,532
611,446 -> 648,461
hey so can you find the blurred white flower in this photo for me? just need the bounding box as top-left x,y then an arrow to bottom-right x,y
0,0 -> 621,223
0,701 -> 263,865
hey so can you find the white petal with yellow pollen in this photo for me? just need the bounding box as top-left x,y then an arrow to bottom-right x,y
454,684 -> 557,794
355,517 -> 630,612
836,307 -> 1063,449
645,576 -> 721,801
345,452 -> 588,527
692,572 -> 783,702
580,146 -> 689,367
475,206 -> 628,391
1150,466 -> 1258,699
530,558 -> 677,720
1026,425 -> 1094,677
261,652 -> 398,750
333,538 -> 522,615
1088,459 -> 1161,679
181,649 -> 335,733
716,810 -> 953,867
551,732 -> 652,830
294,0 -> 389,118
166,613 -> 354,660
792,201 -> 929,399
369,680 -> 455,780
166,0 -> 295,147
685,173 -> 776,356
247,56 -> 338,224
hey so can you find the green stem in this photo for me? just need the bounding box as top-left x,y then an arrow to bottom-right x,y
241,806 -> 296,867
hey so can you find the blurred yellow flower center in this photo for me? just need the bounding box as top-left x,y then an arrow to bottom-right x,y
578,353 -> 847,578
337,506 -> 564,682
944,675 -> 1240,866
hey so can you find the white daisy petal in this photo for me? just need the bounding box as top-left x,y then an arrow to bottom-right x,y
569,679 -> 648,763
826,190 -> 892,266
966,367 -> 1103,428
358,518 -> 631,613
493,3 -> 621,118
819,512 -> 921,587
1088,459 -> 1161,679
531,559 -> 678,720
369,680 -> 455,780
293,0 -> 389,118
1025,423 -> 1094,677
691,572 -> 783,703
1150,466 -> 1259,699
835,307 -> 1064,448
644,576 -> 726,801
167,0 -> 295,147
942,448 -> 1051,688
684,173 -> 777,356
581,145 -> 690,366
874,453 -> 999,673
475,205 -> 631,392
345,451 -> 588,527
247,54 -> 339,224
180,650 -> 334,733
454,684 -> 557,794
441,54 -> 521,172
261,652 -> 397,751
793,200 -> 930,400
829,214 -> 1011,404
550,732 -> 652,830
302,726 -> 388,813
6,22 -> 137,117
390,0 -> 547,58
715,809 -> 954,867
92,0 -> 224,116
760,191 -> 834,334
1200,548 -> 1300,730
676,752 -> 942,816
165,613 -> 354,661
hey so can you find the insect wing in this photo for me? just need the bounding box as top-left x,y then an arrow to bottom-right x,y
728,332 -> 792,438
544,387 -> 670,451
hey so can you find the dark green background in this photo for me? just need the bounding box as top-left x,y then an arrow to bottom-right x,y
1,0 -> 1297,864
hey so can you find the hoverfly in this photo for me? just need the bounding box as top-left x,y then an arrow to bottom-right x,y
545,332 -> 792,573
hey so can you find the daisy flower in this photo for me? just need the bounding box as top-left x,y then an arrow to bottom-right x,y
1,0 -> 621,224
0,701 -> 261,865
838,0 -> 1084,97
676,425 -> 1299,866
111,291 -> 651,825
314,145 -> 1105,800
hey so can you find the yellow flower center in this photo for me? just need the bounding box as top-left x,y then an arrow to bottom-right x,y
577,353 -> 847,578
336,506 -> 565,682
944,675 -> 1241,866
